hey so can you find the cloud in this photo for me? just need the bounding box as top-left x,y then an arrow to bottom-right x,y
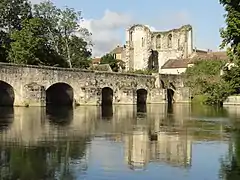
81,10 -> 133,57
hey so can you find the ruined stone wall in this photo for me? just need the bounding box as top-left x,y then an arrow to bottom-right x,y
125,24 -> 193,73
153,25 -> 193,72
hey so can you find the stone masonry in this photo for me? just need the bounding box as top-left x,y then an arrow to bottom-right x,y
124,24 -> 193,72
0,63 -> 190,107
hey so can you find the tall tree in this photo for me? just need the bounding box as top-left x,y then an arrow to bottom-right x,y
33,1 -> 61,55
0,0 -> 32,62
0,0 -> 32,31
219,0 -> 240,62
33,0 -> 92,68
8,18 -> 66,67
219,0 -> 240,96
67,35 -> 92,68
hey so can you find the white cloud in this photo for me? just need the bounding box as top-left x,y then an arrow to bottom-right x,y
81,10 -> 133,57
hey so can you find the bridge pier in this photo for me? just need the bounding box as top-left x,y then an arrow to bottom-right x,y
114,88 -> 136,105
21,83 -> 46,107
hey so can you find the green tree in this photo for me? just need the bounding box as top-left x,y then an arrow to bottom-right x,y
0,0 -> 32,62
68,35 -> 92,68
33,0 -> 92,68
0,0 -> 32,31
219,0 -> 240,62
100,53 -> 120,72
0,31 -> 9,62
8,18 -> 66,66
184,60 -> 233,105
218,0 -> 240,99
33,0 -> 61,55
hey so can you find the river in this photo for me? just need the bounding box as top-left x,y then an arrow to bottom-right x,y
0,104 -> 238,180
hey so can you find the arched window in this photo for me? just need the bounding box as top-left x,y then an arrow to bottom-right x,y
167,34 -> 172,48
129,31 -> 133,41
177,39 -> 180,49
142,37 -> 144,47
156,34 -> 161,48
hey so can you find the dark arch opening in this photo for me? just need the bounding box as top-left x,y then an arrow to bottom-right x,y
167,89 -> 174,104
148,50 -> 159,71
0,81 -> 14,106
160,80 -> 165,89
101,87 -> 113,106
167,83 -> 176,104
46,83 -> 73,106
137,89 -> 147,105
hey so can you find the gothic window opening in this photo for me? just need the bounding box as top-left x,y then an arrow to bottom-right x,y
156,34 -> 161,48
177,39 -> 180,49
129,31 -> 133,41
141,37 -> 145,47
167,34 -> 172,48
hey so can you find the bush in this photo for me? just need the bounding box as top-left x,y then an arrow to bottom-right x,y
184,59 -> 233,106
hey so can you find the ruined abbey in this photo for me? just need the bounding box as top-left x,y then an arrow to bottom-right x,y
124,24 -> 193,72
109,24 -> 227,74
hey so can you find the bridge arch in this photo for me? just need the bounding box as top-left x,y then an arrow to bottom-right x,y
0,81 -> 14,106
46,82 -> 74,106
101,87 -> 113,106
137,88 -> 147,105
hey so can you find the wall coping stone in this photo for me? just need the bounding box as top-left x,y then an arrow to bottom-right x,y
0,62 -> 154,78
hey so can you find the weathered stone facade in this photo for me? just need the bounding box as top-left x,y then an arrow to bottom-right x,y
124,24 -> 193,72
0,63 -> 190,107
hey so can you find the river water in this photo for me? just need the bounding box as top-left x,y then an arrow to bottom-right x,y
0,104 -> 239,180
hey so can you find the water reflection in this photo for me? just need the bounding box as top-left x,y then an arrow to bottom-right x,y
0,104 -> 238,179
46,105 -> 73,125
0,107 -> 14,131
220,106 -> 240,180
101,105 -> 113,120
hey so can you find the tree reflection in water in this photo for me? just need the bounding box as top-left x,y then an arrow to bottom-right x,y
0,106 -> 89,180
0,138 -> 90,179
0,107 -> 14,131
220,129 -> 240,180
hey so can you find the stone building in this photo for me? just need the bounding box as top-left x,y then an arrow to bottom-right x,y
123,24 -> 193,72
161,50 -> 228,74
110,45 -> 126,61
109,24 -> 228,74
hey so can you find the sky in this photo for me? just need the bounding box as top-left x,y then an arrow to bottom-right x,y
31,0 -> 226,57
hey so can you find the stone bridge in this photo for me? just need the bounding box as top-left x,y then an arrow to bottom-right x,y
0,63 -> 190,107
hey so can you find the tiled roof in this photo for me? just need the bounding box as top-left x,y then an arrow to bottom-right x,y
161,51 -> 228,69
161,59 -> 192,69
89,64 -> 112,72
110,46 -> 124,54
91,58 -> 101,64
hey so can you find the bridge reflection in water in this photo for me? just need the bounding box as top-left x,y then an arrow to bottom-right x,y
0,104 -> 230,178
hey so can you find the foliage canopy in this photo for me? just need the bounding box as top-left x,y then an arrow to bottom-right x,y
0,0 -> 92,68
